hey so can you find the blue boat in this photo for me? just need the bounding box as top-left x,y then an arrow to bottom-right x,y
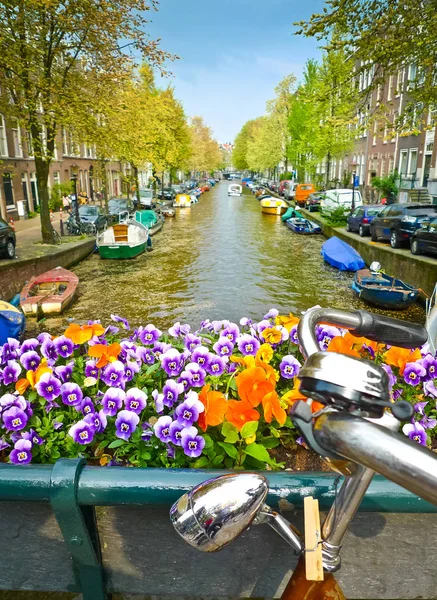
352,269 -> 419,310
285,217 -> 321,234
321,236 -> 366,271
0,301 -> 26,345
282,207 -> 304,222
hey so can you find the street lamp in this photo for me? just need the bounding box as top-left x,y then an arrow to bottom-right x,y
70,167 -> 80,222
351,170 -> 357,212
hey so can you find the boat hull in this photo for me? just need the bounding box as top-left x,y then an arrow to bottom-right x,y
20,267 -> 78,316
352,269 -> 419,310
321,237 -> 366,271
98,242 -> 147,260
285,218 -> 321,234
261,206 -> 287,215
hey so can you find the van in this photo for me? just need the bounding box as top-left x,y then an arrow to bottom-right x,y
295,183 -> 316,207
278,180 -> 293,197
320,188 -> 363,216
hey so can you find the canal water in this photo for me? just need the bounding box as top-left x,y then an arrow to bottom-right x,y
36,182 -> 425,334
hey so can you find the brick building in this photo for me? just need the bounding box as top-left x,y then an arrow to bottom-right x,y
0,116 -> 124,220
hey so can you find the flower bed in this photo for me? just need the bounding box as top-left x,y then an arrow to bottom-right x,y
0,310 -> 436,467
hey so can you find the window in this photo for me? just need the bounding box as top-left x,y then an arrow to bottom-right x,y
0,115 -> 8,157
399,150 -> 408,175
408,64 -> 417,82
3,173 -> 14,207
53,171 -> 60,186
372,120 -> 378,146
380,157 -> 386,177
26,131 -> 34,157
396,68 -> 404,96
387,75 -> 394,101
408,149 -> 418,174
62,128 -> 68,156
389,157 -> 394,173
11,121 -> 22,157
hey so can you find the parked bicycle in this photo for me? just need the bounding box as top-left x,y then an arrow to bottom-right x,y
65,214 -> 96,236
170,308 -> 435,599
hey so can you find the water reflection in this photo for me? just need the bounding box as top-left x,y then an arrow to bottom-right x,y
39,182 -> 425,333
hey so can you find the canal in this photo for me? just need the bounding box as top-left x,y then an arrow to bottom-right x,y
38,181 -> 425,334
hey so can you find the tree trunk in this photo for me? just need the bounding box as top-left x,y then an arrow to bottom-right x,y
161,171 -> 165,200
326,152 -> 331,188
133,165 -> 140,203
101,160 -> 108,212
34,157 -> 55,244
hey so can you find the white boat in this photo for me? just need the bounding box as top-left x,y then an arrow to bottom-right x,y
97,220 -> 150,259
173,194 -> 191,208
228,184 -> 242,197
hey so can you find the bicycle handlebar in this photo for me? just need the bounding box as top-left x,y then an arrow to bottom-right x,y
298,307 -> 428,358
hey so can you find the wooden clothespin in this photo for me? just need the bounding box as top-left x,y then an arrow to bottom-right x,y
304,496 -> 324,581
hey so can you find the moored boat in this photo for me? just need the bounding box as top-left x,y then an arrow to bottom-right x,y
321,237 -> 366,271
161,207 -> 175,218
20,267 -> 78,316
228,184 -> 242,197
352,269 -> 419,310
285,217 -> 321,234
135,210 -> 164,236
260,198 -> 288,215
97,221 -> 149,259
0,301 -> 26,344
174,194 -> 192,208
282,206 -> 304,222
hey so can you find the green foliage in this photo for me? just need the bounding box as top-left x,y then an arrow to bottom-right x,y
49,183 -> 73,211
324,206 -> 349,227
371,171 -> 399,202
280,171 -> 294,181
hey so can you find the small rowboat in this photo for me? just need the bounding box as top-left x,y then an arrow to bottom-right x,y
97,221 -> 150,259
20,267 -> 78,316
352,269 -> 419,310
0,301 -> 26,344
228,184 -> 242,197
174,194 -> 191,208
135,210 -> 164,236
260,198 -> 288,215
321,237 -> 366,272
285,217 -> 321,234
161,208 -> 175,218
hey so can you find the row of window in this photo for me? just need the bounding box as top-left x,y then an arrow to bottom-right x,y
0,115 -> 97,160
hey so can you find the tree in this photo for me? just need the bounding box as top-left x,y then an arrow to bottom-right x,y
246,116 -> 283,173
232,119 -> 259,171
188,117 -> 220,175
0,0 -> 173,243
296,0 -> 437,110
267,75 -> 296,171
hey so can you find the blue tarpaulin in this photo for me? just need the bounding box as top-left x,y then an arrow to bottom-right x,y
321,236 -> 366,271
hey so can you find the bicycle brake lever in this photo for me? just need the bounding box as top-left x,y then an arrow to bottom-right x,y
290,401 -> 342,459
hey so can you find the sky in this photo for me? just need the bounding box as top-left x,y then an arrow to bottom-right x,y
145,0 -> 324,143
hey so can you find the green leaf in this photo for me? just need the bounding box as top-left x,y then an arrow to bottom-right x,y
217,441 -> 239,459
244,443 -> 271,464
262,437 -> 280,449
229,377 -> 238,391
108,439 -> 125,449
212,454 -> 225,466
203,434 -> 214,449
221,422 -> 239,443
241,420 -> 259,439
29,415 -> 42,428
145,363 -> 160,377
270,426 -> 281,438
192,456 -> 209,468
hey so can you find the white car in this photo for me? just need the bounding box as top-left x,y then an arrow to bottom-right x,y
320,188 -> 363,216
138,189 -> 155,208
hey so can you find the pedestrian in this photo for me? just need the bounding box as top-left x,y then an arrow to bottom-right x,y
62,194 -> 71,211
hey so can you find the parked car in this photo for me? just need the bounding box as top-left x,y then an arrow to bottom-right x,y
138,189 -> 156,208
320,189 -> 363,216
157,188 -> 176,202
79,205 -> 108,231
284,182 -> 298,200
305,192 -> 324,212
278,180 -> 294,197
107,198 -> 132,221
346,204 -> 382,236
411,217 -> 437,256
0,217 -> 16,259
370,203 -> 437,248
295,183 -> 316,207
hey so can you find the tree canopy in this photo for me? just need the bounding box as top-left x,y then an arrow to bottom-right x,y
188,117 -> 221,174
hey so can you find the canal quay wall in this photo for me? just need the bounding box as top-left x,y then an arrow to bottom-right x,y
301,209 -> 437,297
0,239 -> 95,301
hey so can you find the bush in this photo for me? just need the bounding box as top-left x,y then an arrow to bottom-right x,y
371,171 -> 398,203
49,182 -> 73,211
324,207 -> 349,227
280,171 -> 294,181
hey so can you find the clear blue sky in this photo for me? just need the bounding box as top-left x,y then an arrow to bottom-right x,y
146,0 -> 324,142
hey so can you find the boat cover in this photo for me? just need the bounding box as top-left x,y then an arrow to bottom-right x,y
0,302 -> 26,345
135,210 -> 158,228
321,236 -> 366,271
282,207 -> 304,221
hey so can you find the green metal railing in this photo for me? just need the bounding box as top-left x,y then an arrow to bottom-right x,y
1,459 -> 436,598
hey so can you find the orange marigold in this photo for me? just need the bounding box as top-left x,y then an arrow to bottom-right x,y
225,399 -> 260,431
197,384 -> 228,432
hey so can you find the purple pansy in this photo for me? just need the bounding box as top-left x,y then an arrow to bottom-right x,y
20,351 -> 41,372
402,422 -> 427,446
53,420 -> 63,430
419,354 -> 437,382
19,338 -> 39,354
255,319 -> 271,335
0,437 -> 10,451
141,422 -> 154,441
222,323 -> 240,343
206,354 -> 226,376
403,362 -> 426,386
41,339 -> 58,363
115,410 -> 139,441
424,379 -> 437,398
10,439 -> 32,464
237,334 -> 260,356
167,446 -> 176,459
213,336 -> 234,357
37,332 -> 51,344
55,363 -> 73,383
69,420 -> 95,445
175,392 -> 204,427
35,372 -> 62,402
1,394 -> 26,414
2,406 -> 28,431
264,308 -> 279,320
85,360 -> 99,379
139,324 -> 162,345
240,317 -> 252,327
84,410 -> 107,433
80,397 -> 95,416
382,365 -> 397,390
1,338 -> 20,363
316,326 -> 342,351
124,360 -> 140,382
414,401 -> 428,416
101,388 -> 125,416
191,346 -> 210,368
185,363 -> 206,387
61,382 -> 83,407
178,370 -> 193,391
124,388 -> 147,414
421,414 -> 437,430
168,322 -> 191,338
169,420 -> 184,446
181,426 -> 205,458
161,348 -> 184,377
111,314 -> 130,330
53,336 -> 74,358
290,325 -> 299,345
162,379 -> 184,408
227,361 -> 237,374
21,429 -> 44,446
184,333 -> 201,351
279,355 -> 301,379
101,360 -> 125,387
152,389 -> 164,413
2,361 -> 22,385
153,341 -> 172,358
154,415 -> 173,443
